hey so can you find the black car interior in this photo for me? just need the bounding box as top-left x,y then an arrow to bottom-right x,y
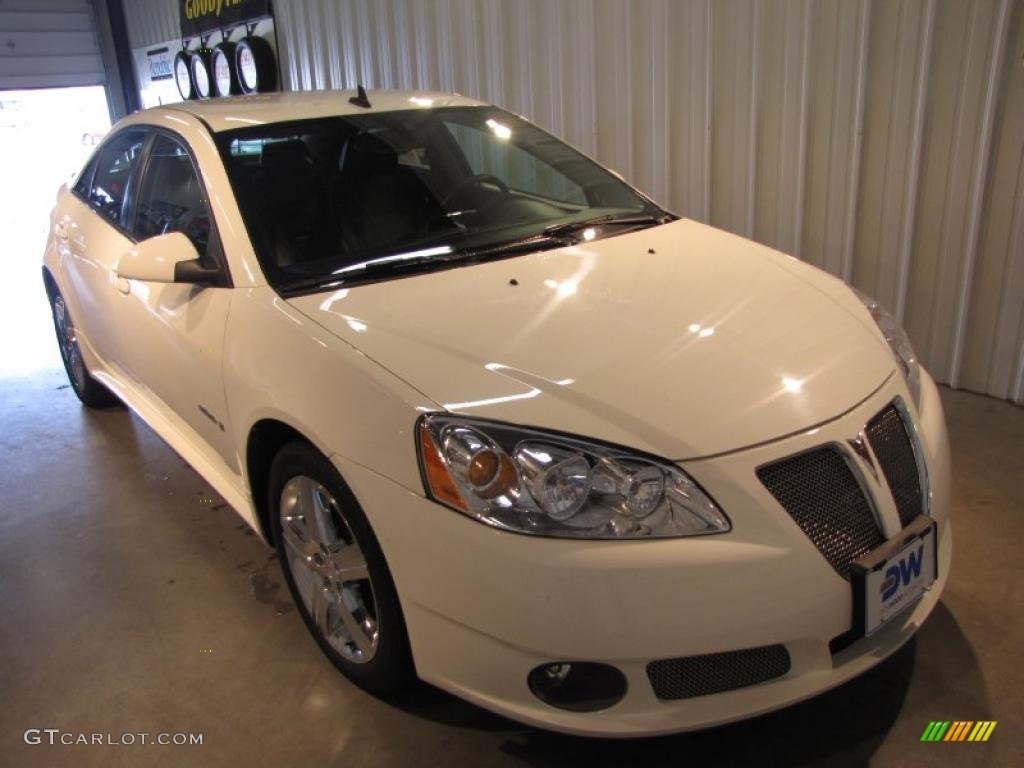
218,108 -> 658,287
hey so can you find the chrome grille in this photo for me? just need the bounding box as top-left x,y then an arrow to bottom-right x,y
647,645 -> 791,700
865,405 -> 924,527
757,447 -> 884,578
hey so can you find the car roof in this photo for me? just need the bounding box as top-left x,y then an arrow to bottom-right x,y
151,89 -> 490,133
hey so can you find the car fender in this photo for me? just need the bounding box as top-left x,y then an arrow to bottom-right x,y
224,286 -> 438,519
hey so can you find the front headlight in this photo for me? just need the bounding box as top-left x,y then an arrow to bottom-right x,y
853,289 -> 921,408
417,415 -> 730,539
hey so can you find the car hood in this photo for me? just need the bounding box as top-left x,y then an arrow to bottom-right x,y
287,219 -> 895,459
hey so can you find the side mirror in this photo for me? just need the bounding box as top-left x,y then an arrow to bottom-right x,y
116,232 -> 218,285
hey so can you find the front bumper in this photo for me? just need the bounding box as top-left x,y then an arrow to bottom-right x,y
336,371 -> 951,737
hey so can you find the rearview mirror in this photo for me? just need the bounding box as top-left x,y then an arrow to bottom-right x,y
116,232 -> 216,285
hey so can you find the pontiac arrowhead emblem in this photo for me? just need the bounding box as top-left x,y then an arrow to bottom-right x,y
847,432 -> 879,481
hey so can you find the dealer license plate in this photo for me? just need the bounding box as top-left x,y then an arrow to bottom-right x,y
853,516 -> 937,636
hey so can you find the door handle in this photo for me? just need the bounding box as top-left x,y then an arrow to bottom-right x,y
55,222 -> 69,241
116,277 -> 131,295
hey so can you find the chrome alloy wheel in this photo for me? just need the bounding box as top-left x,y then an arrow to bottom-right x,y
53,295 -> 85,391
279,476 -> 380,663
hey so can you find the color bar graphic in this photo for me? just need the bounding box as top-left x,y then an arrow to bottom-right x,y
921,721 -> 949,741
921,721 -> 996,742
944,721 -> 971,741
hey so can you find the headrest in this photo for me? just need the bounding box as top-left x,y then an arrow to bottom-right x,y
260,140 -> 318,207
261,139 -> 314,183
339,133 -> 399,178
147,155 -> 197,206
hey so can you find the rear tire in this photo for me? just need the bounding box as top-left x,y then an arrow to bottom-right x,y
49,289 -> 118,408
269,441 -> 414,694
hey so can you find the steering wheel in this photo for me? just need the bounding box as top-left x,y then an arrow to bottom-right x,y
442,173 -> 510,208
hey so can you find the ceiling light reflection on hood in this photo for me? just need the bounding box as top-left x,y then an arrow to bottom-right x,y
782,376 -> 803,393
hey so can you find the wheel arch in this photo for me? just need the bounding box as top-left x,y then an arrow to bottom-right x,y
246,418 -> 320,544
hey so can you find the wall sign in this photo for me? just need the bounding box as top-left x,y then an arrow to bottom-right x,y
180,0 -> 272,38
146,47 -> 174,82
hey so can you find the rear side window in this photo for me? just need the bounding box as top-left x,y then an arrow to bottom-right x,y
88,130 -> 147,226
132,134 -> 212,259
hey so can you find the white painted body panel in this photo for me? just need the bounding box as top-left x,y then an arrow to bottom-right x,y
41,90 -> 952,737
162,89 -> 487,133
288,219 -> 896,460
55,194 -> 134,371
117,281 -> 237,471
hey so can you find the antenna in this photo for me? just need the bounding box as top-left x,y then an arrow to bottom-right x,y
349,85 -> 371,108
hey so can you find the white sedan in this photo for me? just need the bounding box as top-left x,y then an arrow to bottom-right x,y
42,89 -> 950,736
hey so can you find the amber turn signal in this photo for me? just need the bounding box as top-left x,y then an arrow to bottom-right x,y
419,423 -> 467,511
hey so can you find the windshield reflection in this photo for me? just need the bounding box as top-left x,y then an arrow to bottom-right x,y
217,106 -> 668,292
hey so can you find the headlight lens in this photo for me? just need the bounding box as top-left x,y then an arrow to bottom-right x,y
417,415 -> 730,539
853,289 -> 921,408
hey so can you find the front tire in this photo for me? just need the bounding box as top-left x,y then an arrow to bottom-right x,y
269,442 -> 414,694
49,289 -> 117,408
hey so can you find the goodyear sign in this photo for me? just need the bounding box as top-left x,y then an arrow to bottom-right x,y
180,0 -> 271,37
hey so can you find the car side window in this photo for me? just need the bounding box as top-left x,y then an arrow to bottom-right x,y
72,156 -> 98,200
132,134 -> 212,259
89,131 -> 147,226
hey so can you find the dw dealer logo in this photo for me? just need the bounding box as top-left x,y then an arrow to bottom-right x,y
880,544 -> 925,600
920,720 -> 997,742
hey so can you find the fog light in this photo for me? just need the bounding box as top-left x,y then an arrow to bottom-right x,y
527,662 -> 627,712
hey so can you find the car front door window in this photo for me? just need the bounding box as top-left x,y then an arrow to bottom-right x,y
89,131 -> 146,226
132,134 -> 213,259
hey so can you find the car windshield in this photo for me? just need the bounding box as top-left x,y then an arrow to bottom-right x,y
216,106 -> 670,292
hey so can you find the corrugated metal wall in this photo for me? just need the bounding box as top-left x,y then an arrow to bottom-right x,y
123,0 -> 1024,403
121,0 -> 178,49
0,0 -> 105,89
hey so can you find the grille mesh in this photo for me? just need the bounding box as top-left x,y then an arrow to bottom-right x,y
757,447 -> 884,578
865,405 -> 923,527
647,645 -> 791,700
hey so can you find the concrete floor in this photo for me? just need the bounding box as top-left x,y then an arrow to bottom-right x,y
1,368 -> 1021,768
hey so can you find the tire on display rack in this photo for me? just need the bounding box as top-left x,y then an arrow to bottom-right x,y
212,42 -> 241,97
190,48 -> 215,100
235,36 -> 277,94
173,50 -> 196,100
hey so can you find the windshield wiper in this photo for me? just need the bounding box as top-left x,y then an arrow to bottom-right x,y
278,234 -> 569,294
278,215 -> 671,295
542,212 -> 670,240
453,233 -> 571,263
278,251 -> 454,294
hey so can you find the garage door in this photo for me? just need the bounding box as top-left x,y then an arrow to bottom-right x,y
0,0 -> 104,89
